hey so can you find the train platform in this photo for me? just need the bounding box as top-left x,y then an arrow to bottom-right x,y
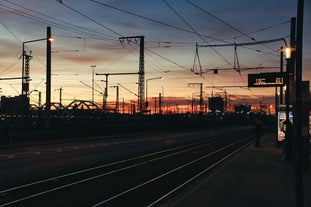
169,133 -> 311,207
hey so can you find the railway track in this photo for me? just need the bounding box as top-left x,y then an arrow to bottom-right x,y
0,129 -> 254,207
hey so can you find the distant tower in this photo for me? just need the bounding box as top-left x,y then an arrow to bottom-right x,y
119,36 -> 145,114
22,51 -> 33,98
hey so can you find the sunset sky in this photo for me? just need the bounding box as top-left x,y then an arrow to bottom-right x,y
0,0 -> 310,109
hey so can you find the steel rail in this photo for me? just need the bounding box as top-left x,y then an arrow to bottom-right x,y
92,136 -> 253,206
147,138 -> 253,206
0,130 -> 253,207
0,133 -> 241,206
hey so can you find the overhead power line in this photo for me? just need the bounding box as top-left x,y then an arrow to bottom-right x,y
162,0 -> 233,68
3,0 -> 116,41
90,0 -> 228,42
56,0 -> 123,37
185,0 -> 256,41
0,0 -> 197,85
145,48 -> 191,72
185,0 -> 288,51
234,20 -> 291,39
0,1 -> 114,41
196,37 -> 288,48
0,20 -> 22,43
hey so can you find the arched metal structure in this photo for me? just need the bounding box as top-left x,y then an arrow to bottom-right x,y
66,100 -> 99,110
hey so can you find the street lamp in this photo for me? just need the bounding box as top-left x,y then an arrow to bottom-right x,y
23,27 -> 54,131
145,77 -> 163,111
22,36 -> 54,97
20,27 -> 53,134
285,47 -> 292,59
283,38 -> 294,153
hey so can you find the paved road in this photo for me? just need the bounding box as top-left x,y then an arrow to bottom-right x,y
0,126 -> 255,206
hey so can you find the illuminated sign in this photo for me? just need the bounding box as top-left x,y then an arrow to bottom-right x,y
248,72 -> 286,87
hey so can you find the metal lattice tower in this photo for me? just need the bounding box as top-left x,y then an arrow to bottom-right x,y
119,36 -> 145,114
22,51 -> 33,97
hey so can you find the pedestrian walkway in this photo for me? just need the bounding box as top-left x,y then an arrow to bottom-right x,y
169,133 -> 311,207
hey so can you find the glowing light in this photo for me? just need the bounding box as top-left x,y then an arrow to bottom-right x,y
285,47 -> 291,59
48,36 -> 55,42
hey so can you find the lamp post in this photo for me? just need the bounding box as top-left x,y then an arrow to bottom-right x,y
145,77 -> 163,112
46,26 -> 52,133
284,41 -> 294,161
22,27 -> 53,132
285,13 -> 305,206
283,17 -> 296,163
22,38 -> 48,97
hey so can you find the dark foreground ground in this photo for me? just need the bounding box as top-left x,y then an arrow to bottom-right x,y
167,133 -> 311,207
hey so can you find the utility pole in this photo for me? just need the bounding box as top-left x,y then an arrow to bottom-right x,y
96,72 -> 138,112
159,93 -> 162,115
46,26 -> 52,132
110,86 -> 119,113
117,83 -> 138,97
102,74 -> 108,112
188,83 -> 203,114
38,91 -> 41,108
55,87 -> 63,105
119,36 -> 145,114
32,90 -> 42,108
294,0 -> 304,206
285,17 -> 296,162
91,65 -> 96,103
280,47 -> 284,104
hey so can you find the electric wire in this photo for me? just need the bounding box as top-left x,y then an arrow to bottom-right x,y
161,0 -> 232,86
234,20 -> 291,39
0,1 -> 116,42
56,0 -> 123,38
0,0 -> 290,101
4,0 -> 116,40
185,0 -> 288,51
56,0 -> 199,85
0,19 -> 22,43
162,0 -> 233,69
0,60 -> 20,75
0,15 -> 47,72
90,0 -> 230,43
185,0 -> 256,41
1,0 -> 278,80
0,5 -> 88,40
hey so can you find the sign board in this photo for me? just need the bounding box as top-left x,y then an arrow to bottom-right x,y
248,72 -> 286,87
